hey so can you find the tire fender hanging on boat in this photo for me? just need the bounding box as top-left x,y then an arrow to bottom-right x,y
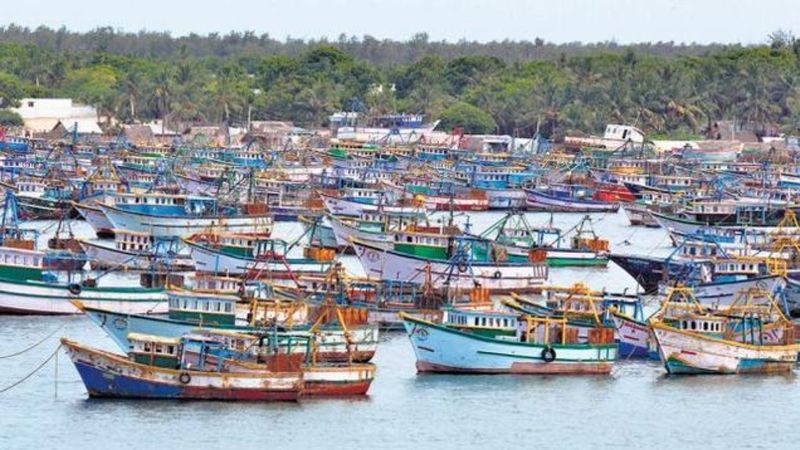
178,372 -> 191,384
493,270 -> 502,279
68,283 -> 82,296
541,346 -> 556,363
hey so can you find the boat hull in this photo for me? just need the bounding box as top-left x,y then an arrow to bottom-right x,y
186,240 -> 331,277
352,239 -> 548,293
651,323 -> 799,375
609,312 -> 654,359
402,315 -> 616,374
623,203 -> 659,227
0,277 -> 166,315
80,239 -> 194,271
101,205 -> 273,238
63,340 -> 302,401
74,202 -> 115,238
525,189 -> 619,213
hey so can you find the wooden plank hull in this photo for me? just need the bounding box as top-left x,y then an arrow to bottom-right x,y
651,323 -> 800,374
63,339 -> 302,401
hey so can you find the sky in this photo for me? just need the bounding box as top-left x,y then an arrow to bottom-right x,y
4,0 -> 799,44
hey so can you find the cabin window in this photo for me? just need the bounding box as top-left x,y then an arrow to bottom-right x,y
703,322 -> 709,331
143,343 -> 151,352
691,322 -> 696,330
481,317 -> 486,327
215,302 -> 222,312
154,344 -> 163,354
474,317 -> 479,326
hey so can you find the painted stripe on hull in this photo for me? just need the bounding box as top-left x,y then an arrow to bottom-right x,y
74,361 -> 300,401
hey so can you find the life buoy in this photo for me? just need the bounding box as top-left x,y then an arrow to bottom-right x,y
68,283 -> 82,296
178,372 -> 191,384
493,270 -> 502,279
541,346 -> 556,363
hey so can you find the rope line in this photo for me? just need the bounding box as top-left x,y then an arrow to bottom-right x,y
0,344 -> 62,394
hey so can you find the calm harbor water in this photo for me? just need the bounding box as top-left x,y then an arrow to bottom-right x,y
1,211 -> 798,449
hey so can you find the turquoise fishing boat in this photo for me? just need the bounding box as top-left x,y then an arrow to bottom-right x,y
401,312 -> 617,374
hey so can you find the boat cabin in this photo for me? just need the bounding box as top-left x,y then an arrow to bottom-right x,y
443,307 -> 518,338
167,291 -> 238,326
128,333 -> 181,368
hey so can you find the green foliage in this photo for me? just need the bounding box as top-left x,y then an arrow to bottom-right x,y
438,102 -> 497,134
0,71 -> 24,108
1,28 -> 800,135
0,108 -> 23,126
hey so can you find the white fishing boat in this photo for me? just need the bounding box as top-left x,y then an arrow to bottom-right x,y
649,286 -> 800,374
79,229 -> 193,271
0,277 -> 167,315
100,204 -> 273,238
351,237 -> 547,292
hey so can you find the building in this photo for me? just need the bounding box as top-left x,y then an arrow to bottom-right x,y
48,119 -> 103,140
11,98 -> 100,136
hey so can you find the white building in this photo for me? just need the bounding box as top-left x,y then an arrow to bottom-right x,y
12,98 -> 100,134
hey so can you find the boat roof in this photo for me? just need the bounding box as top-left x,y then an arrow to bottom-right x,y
127,333 -> 181,345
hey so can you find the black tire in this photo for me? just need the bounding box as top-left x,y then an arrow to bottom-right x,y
68,283 -> 82,296
493,270 -> 502,279
178,372 -> 191,384
457,262 -> 468,273
541,346 -> 556,363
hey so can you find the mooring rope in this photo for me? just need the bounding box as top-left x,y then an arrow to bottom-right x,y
0,322 -> 66,359
0,344 -> 62,394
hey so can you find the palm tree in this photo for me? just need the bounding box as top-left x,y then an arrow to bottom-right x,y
151,68 -> 174,131
123,72 -> 140,121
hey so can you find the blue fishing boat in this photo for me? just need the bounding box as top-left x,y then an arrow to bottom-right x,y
62,337 -> 303,401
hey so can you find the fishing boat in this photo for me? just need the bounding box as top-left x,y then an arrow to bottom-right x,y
327,209 -> 433,250
477,213 -> 609,267
649,286 -> 800,374
400,293 -> 617,374
0,277 -> 167,315
351,235 -> 548,293
78,288 -> 380,363
525,185 -> 620,213
99,193 -> 274,238
184,231 -> 332,278
79,230 -> 193,271
62,337 -> 303,401
175,329 -> 377,396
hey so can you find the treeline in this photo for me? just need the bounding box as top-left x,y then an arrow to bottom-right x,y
0,25 -> 799,139
0,24 -> 733,63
